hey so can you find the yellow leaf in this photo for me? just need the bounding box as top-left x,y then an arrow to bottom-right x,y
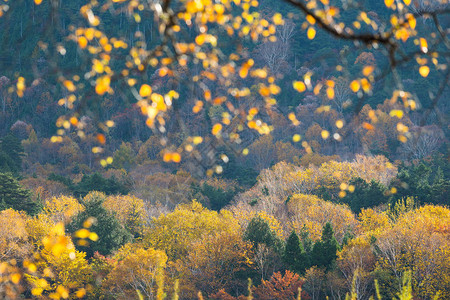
350,80 -> 360,92
407,14 -> 416,29
63,80 -> 76,92
335,120 -> 344,128
78,36 -> 88,49
95,76 -> 110,95
420,38 -> 428,53
362,65 -> 375,76
273,13 -> 284,25
403,0 -> 411,5
193,136 -> 203,144
172,153 -> 181,163
360,78 -> 371,92
419,66 -> 430,77
306,15 -> 316,25
389,109 -> 404,119
34,0 -> 43,5
89,232 -> 99,241
195,34 -> 205,46
239,67 -> 249,78
293,81 -> 306,92
75,228 -> 90,239
385,0 -> 394,7
326,87 -> 334,99
292,134 -> 301,142
212,123 -> 222,135
139,84 -> 152,97
307,27 -> 316,40
321,130 -> 330,139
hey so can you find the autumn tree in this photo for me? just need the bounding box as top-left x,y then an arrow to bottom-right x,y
0,209 -> 31,261
103,244 -> 167,299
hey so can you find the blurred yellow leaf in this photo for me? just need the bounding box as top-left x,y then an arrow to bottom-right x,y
385,0 -> 394,7
350,80 -> 360,92
419,66 -> 430,77
293,81 -> 306,92
389,109 -> 404,119
139,84 -> 152,97
78,36 -> 88,49
326,87 -> 335,99
307,27 -> 316,40
63,80 -> 76,92
212,123 -> 223,135
362,65 -> 375,76
273,13 -> 284,25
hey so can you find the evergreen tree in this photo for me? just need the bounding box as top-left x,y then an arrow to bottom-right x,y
311,222 -> 339,269
283,231 -> 308,275
71,173 -> 130,197
200,182 -> 239,211
341,178 -> 387,213
0,133 -> 24,174
67,193 -> 132,258
244,216 -> 282,252
0,172 -> 41,215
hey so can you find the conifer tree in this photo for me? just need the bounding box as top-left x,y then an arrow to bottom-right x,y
0,172 -> 41,215
283,231 -> 308,275
311,222 -> 339,269
68,193 -> 132,258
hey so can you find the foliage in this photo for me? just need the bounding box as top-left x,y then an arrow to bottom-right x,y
0,133 -> 24,175
311,222 -> 339,270
143,200 -> 241,261
199,178 -> 241,211
103,244 -> 167,300
288,193 -> 357,243
244,216 -> 283,253
180,231 -> 253,297
43,195 -> 84,225
71,172 -> 130,198
341,178 -> 388,213
390,157 -> 449,206
0,172 -> 41,215
252,270 -> 306,300
283,231 -> 309,275
0,209 -> 31,261
103,195 -> 147,238
67,192 -> 132,258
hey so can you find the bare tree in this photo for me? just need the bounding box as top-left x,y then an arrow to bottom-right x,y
401,126 -> 443,159
331,76 -> 351,113
257,21 -> 296,75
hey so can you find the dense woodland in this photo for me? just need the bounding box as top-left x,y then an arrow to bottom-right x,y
0,0 -> 449,299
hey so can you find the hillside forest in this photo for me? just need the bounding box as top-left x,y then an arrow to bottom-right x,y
0,0 -> 449,299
